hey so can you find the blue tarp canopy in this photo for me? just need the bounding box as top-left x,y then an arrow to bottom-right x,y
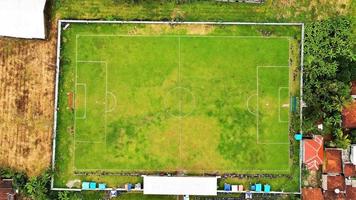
224,183 -> 231,191
294,133 -> 302,141
264,184 -> 271,193
255,184 -> 262,192
89,182 -> 96,189
82,182 -> 90,190
98,183 -> 106,190
250,185 -> 256,191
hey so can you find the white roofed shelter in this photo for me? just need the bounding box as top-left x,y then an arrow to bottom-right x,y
143,176 -> 219,196
0,0 -> 47,39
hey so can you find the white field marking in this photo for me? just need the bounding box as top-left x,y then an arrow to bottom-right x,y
106,91 -> 117,113
72,35 -> 293,173
256,66 -> 290,146
246,94 -> 258,116
78,34 -> 292,39
278,87 -> 289,123
74,83 -> 87,119
75,140 -> 103,144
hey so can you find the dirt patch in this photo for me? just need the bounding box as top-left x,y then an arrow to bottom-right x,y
186,25 -> 214,35
0,20 -> 57,176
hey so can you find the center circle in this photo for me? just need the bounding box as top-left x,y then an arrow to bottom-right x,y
164,87 -> 195,117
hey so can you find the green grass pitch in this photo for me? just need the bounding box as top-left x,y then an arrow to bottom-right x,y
56,24 -> 295,183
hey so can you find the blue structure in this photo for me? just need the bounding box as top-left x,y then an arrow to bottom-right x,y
82,182 -> 90,190
98,183 -> 106,190
224,183 -> 231,191
264,184 -> 271,193
127,183 -> 132,191
294,133 -> 302,141
255,184 -> 262,192
250,185 -> 256,191
89,182 -> 96,189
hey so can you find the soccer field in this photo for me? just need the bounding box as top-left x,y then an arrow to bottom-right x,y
56,23 -> 296,179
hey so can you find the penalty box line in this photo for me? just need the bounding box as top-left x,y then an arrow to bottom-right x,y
256,66 -> 290,145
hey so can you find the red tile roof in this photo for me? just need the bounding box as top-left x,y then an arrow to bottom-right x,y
346,185 -> 356,200
325,149 -> 343,174
302,188 -> 324,200
342,102 -> 356,129
0,179 -> 15,200
344,164 -> 356,177
303,135 -> 324,170
327,175 -> 345,191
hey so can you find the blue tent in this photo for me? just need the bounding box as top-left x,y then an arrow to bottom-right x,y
89,182 -> 96,189
250,185 -> 256,191
264,184 -> 271,193
224,183 -> 231,191
255,184 -> 262,192
294,133 -> 302,141
99,183 -> 106,190
82,182 -> 90,190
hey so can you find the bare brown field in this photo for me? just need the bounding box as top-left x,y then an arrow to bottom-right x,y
0,22 -> 57,176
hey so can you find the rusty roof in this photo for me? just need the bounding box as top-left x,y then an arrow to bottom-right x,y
324,191 -> 345,200
302,188 -> 324,200
325,149 -> 343,174
351,81 -> 356,95
344,164 -> 356,177
346,185 -> 356,200
342,102 -> 356,129
327,175 -> 345,191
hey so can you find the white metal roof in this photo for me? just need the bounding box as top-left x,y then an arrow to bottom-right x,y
0,0 -> 46,39
143,176 -> 218,196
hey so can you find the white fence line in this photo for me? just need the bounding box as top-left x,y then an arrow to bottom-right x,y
51,19 -> 62,190
51,20 -> 305,195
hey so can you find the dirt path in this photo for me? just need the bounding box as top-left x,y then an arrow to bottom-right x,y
0,21 -> 57,176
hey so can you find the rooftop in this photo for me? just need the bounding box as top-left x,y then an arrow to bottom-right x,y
342,102 -> 356,129
325,149 -> 343,174
344,164 -> 356,177
303,135 -> 324,170
302,188 -> 324,200
346,185 -> 356,200
327,175 -> 345,191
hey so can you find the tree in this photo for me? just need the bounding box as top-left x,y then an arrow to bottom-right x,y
334,129 -> 351,149
303,17 -> 354,132
24,171 -> 51,200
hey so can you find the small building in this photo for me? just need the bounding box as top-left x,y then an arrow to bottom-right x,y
0,0 -> 47,39
0,179 -> 16,200
342,102 -> 356,129
303,135 -> 324,170
142,176 -> 219,196
324,149 -> 343,174
302,188 -> 324,200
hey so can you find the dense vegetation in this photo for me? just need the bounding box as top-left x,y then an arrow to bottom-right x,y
303,17 -> 355,148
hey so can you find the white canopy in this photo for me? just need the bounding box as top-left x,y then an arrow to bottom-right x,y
0,0 -> 47,39
143,176 -> 218,196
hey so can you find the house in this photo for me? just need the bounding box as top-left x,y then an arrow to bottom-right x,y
351,81 -> 356,100
324,149 -> 343,174
0,179 -> 16,200
321,148 -> 356,200
302,188 -> 324,200
303,135 -> 324,170
0,0 -> 47,39
342,102 -> 356,129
